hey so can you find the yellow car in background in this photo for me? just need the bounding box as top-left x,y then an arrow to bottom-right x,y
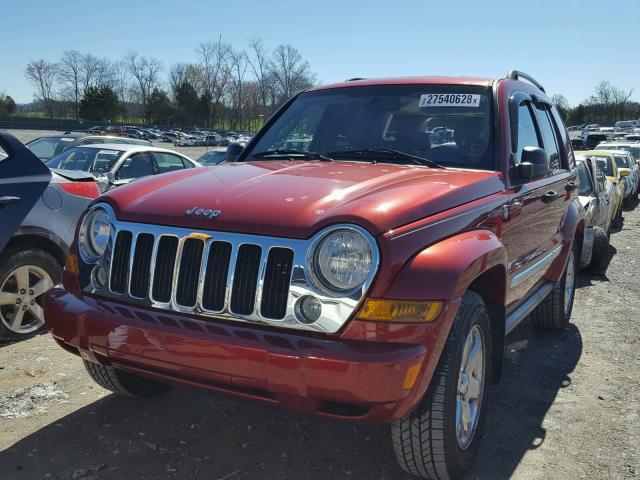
582,150 -> 625,227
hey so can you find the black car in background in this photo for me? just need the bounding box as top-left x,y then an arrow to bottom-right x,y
583,133 -> 607,150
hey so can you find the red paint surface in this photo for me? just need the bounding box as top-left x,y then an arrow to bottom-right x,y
102,161 -> 504,238
44,288 -> 459,423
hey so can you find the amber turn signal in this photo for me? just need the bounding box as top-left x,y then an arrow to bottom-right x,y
358,299 -> 443,323
65,254 -> 80,277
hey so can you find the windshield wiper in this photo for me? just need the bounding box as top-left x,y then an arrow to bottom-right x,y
251,149 -> 334,162
327,148 -> 444,169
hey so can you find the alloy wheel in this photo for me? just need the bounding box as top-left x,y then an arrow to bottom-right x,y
0,265 -> 53,335
456,324 -> 485,450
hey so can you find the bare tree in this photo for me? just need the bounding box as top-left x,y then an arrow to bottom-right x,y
550,94 -> 571,120
196,38 -> 232,126
81,54 -> 112,93
59,50 -> 83,118
24,60 -> 58,118
268,44 -> 315,104
247,38 -> 270,116
169,62 -> 188,96
123,51 -> 162,120
228,48 -> 249,129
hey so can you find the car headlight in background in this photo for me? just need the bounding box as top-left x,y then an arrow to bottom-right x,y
313,229 -> 374,292
78,205 -> 112,263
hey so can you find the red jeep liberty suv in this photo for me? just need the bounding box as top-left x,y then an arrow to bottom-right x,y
44,70 -> 584,479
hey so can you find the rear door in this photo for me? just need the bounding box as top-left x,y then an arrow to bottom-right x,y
0,132 -> 52,251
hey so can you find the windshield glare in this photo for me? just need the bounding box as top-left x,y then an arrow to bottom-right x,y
245,85 -> 494,169
45,147 -> 123,174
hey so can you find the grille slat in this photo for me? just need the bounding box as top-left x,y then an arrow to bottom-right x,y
110,229 -> 295,322
260,248 -> 294,319
202,241 -> 232,311
152,236 -> 179,302
110,231 -> 133,293
230,244 -> 262,315
130,233 -> 154,298
176,238 -> 205,306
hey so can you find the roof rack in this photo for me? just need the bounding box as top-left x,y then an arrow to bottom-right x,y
344,77 -> 367,82
506,70 -> 545,92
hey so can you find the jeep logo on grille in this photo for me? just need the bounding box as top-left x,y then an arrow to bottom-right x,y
185,206 -> 221,219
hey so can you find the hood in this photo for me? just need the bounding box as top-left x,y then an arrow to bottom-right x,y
103,161 -> 504,238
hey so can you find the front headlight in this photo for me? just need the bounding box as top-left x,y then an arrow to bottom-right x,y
314,229 -> 374,292
78,205 -> 112,263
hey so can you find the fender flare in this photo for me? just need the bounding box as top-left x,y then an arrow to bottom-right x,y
383,229 -> 508,303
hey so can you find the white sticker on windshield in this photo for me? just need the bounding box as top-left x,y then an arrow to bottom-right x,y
419,93 -> 481,108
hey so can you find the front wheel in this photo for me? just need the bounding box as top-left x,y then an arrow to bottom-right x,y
84,360 -> 169,397
391,291 -> 492,479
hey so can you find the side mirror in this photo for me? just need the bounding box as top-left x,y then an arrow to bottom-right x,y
620,169 -> 630,177
226,143 -> 244,163
95,172 -> 115,193
517,147 -> 549,182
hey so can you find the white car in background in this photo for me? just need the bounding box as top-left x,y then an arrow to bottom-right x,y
45,143 -> 200,192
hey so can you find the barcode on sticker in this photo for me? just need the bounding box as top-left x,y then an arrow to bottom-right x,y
419,94 -> 481,108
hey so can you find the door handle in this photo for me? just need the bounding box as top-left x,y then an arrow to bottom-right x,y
565,182 -> 577,192
0,196 -> 21,206
541,191 -> 559,203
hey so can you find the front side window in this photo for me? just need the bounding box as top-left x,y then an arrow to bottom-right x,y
117,153 -> 155,179
576,162 -> 593,196
614,154 -> 629,168
595,157 -> 614,176
515,103 -> 540,165
245,85 -> 495,170
534,106 -> 561,172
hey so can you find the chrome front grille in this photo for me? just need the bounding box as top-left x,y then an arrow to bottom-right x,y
88,205 -> 379,334
109,229 -> 293,321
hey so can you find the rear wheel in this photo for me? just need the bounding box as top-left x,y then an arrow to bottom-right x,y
83,360 -> 169,397
531,243 -> 576,329
0,248 -> 61,341
391,292 -> 492,479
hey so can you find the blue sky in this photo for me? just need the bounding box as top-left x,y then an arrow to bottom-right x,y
2,0 -> 639,105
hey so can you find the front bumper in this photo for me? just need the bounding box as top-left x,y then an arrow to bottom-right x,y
44,288 -> 459,423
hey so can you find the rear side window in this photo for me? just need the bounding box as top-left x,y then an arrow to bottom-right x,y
534,106 -> 561,172
154,152 -> 190,174
515,103 -> 540,165
117,153 -> 155,179
549,106 -> 572,166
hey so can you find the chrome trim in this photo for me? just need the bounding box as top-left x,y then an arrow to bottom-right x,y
510,244 -> 563,288
82,205 -> 380,334
505,282 -> 554,335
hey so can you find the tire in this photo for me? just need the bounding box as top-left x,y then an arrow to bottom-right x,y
391,291 -> 492,480
530,243 -> 577,330
0,248 -> 62,341
613,205 -> 623,228
83,360 -> 169,397
589,228 -> 609,275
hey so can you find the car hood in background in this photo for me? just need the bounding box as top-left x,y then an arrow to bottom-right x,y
103,160 -> 505,238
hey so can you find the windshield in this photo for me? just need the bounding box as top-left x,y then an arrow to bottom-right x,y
576,161 -> 593,196
27,136 -> 76,160
245,85 -> 494,169
595,157 -> 613,176
45,146 -> 124,174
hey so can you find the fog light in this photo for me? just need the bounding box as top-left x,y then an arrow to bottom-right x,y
296,295 -> 322,324
91,265 -> 107,289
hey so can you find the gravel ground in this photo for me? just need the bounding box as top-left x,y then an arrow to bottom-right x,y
0,129 -> 638,479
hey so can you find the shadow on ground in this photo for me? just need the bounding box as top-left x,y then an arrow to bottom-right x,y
1,321 -> 582,480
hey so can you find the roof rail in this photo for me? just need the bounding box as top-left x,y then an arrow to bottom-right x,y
506,70 -> 545,92
344,77 -> 367,82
